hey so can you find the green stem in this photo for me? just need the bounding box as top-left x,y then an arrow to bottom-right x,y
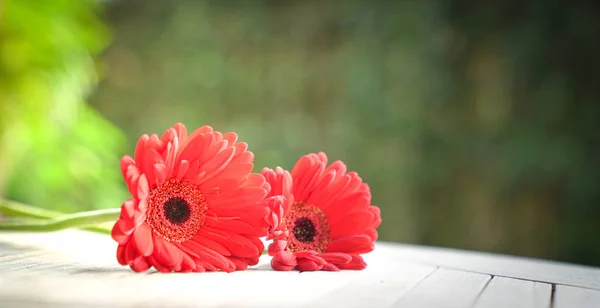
0,208 -> 120,232
0,198 -> 62,219
0,199 -> 116,234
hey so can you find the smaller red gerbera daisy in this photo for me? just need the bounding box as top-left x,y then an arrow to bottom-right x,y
262,152 -> 381,271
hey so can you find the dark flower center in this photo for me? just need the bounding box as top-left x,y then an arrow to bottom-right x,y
147,178 -> 207,242
292,217 -> 316,243
281,202 -> 330,253
163,197 -> 191,225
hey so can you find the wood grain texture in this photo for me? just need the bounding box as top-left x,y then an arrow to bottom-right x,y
0,231 -> 599,307
554,285 -> 600,308
309,261 -> 436,307
473,276 -> 551,308
376,242 -> 600,290
392,268 -> 491,308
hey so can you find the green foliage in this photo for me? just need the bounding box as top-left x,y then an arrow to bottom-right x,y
0,0 -> 128,212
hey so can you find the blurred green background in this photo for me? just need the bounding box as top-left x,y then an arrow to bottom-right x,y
1,0 -> 599,266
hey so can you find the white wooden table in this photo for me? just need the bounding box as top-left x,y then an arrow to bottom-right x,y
1,231 -> 599,308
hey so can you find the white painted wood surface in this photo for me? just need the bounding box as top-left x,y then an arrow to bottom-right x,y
393,268 -> 491,308
473,276 -> 551,308
375,242 -> 600,290
554,285 -> 600,308
0,230 -> 599,308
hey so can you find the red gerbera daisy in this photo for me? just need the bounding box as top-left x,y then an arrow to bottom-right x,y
262,152 -> 381,271
112,123 -> 270,273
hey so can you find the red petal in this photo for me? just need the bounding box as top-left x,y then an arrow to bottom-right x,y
199,162 -> 253,191
111,219 -> 133,244
322,263 -> 341,271
148,255 -> 171,273
327,235 -> 374,254
243,173 -> 267,189
178,241 -> 234,272
178,133 -> 211,163
247,234 -> 265,254
124,165 -> 140,197
195,139 -> 226,169
208,187 -> 268,208
137,174 -> 149,200
337,254 -> 367,270
223,132 -> 238,145
152,235 -> 183,271
267,240 -> 287,256
134,199 -> 147,221
305,170 -> 335,205
193,263 -> 206,273
280,169 -> 293,198
131,256 -> 151,272
197,261 -> 218,272
319,252 -> 353,264
305,254 -> 327,266
120,156 -> 135,180
271,167 -> 284,197
296,258 -> 323,271
369,205 -> 382,228
323,192 -> 370,217
344,172 -> 367,195
180,253 -> 196,273
208,218 -> 255,234
183,160 -> 200,180
116,244 -> 127,265
192,236 -> 232,256
124,241 -> 138,264
133,222 -> 154,257
365,228 -> 379,241
311,174 -> 351,209
175,160 -> 190,179
148,133 -> 166,153
228,256 -> 249,271
162,123 -> 187,146
142,148 -> 163,187
329,211 -> 373,239
194,146 -> 236,185
233,142 -> 247,156
295,250 -> 317,258
290,155 -> 312,189
154,163 -> 168,186
324,160 -> 347,177
163,141 -> 176,172
134,134 -> 150,168
271,251 -> 297,271
265,196 -> 286,231
120,199 -> 136,218
292,155 -> 325,202
209,207 -> 269,232
200,227 -> 260,258
245,255 -> 260,266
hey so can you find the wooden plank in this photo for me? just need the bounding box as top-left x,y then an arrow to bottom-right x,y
309,261 -> 437,307
376,242 -> 600,290
473,276 -> 551,308
554,285 -> 600,308
1,231 -> 599,307
0,256 -> 363,307
392,268 -> 491,308
0,231 -> 434,307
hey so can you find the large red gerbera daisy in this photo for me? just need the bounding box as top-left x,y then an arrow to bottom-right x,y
262,152 -> 381,271
112,123 -> 270,273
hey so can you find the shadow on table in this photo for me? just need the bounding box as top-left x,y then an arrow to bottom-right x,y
0,241 -> 35,258
70,267 -> 135,275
